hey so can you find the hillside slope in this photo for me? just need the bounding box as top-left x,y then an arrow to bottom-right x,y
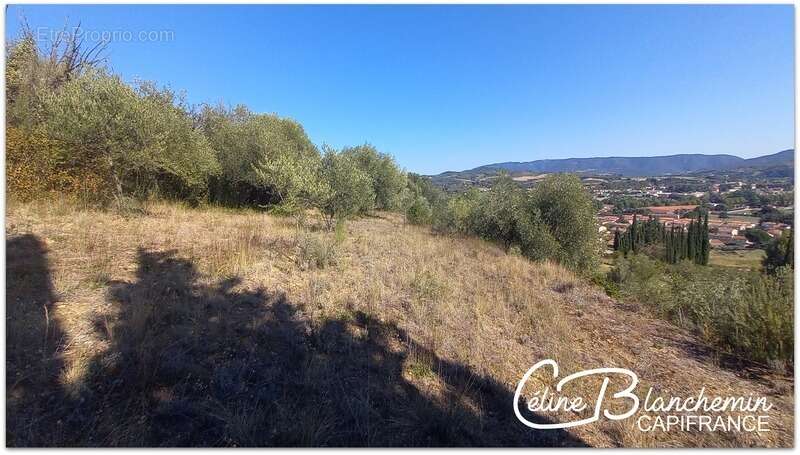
742,149 -> 795,168
439,149 -> 794,177
6,201 -> 793,447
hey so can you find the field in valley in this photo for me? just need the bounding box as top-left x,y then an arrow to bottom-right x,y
709,249 -> 766,270
6,200 -> 794,447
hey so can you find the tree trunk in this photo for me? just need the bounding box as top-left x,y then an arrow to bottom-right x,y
106,154 -> 124,207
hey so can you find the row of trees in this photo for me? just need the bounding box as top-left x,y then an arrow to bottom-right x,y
663,213 -> 710,265
6,27 -> 408,228
7,24 -> 602,273
613,212 -> 710,265
406,174 -> 601,272
613,215 -> 665,254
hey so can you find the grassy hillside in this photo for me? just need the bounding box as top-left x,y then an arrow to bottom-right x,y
6,200 -> 793,447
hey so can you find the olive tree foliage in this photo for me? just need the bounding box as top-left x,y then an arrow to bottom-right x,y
7,20 -> 413,222
764,230 -> 794,274
42,69 -> 219,203
314,146 -> 375,229
404,174 -> 445,207
417,173 -> 599,273
6,21 -> 107,129
431,187 -> 482,235
198,104 -> 320,207
6,33 -> 44,127
529,174 -> 601,271
405,195 -> 432,225
341,144 -> 407,211
460,176 -> 558,261
402,173 -> 446,226
470,177 -> 528,248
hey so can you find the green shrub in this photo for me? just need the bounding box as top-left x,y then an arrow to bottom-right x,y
342,144 -> 407,211
296,231 -> 339,270
744,227 -> 772,247
406,194 -> 432,225
530,174 -> 600,271
200,104 -> 321,207
42,70 -> 220,204
314,147 -> 375,230
611,255 -> 794,364
764,230 -> 793,274
591,273 -> 621,299
427,174 -> 599,273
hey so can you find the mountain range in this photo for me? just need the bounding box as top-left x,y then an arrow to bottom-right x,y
434,149 -> 794,178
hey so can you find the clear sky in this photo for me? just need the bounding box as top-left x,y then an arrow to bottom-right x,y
5,4 -> 795,174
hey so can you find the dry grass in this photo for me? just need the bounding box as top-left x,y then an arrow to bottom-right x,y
709,249 -> 766,270
6,199 -> 794,447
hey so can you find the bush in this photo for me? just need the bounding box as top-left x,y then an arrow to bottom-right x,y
764,230 -> 793,274
200,104 -> 321,207
426,174 -> 599,273
431,189 -> 481,235
406,173 -> 446,209
7,127 -> 112,203
590,273 -> 621,299
611,255 -> 794,364
530,174 -> 600,271
744,228 -> 771,248
469,176 -> 528,248
42,70 -> 220,204
342,144 -> 407,211
406,194 -> 432,225
315,147 -> 375,229
296,231 -> 339,270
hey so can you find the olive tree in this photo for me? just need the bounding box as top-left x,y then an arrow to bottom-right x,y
529,174 -> 600,271
314,147 -> 375,229
7,22 -> 107,129
405,194 -> 432,225
341,144 -> 407,211
198,104 -> 320,207
43,69 -> 219,204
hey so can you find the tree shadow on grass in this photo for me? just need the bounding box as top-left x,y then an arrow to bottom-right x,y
8,245 -> 587,447
6,234 -> 72,445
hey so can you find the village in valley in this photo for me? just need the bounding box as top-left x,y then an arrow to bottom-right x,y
429,161 -> 794,267
588,173 -> 793,264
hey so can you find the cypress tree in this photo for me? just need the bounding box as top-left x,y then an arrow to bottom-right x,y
694,212 -> 702,264
701,212 -> 710,265
681,225 -> 688,260
665,227 -> 673,263
614,212 -> 712,266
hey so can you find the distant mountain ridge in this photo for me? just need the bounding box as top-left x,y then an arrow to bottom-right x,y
436,149 -> 794,178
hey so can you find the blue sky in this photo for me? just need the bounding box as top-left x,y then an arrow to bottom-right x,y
6,5 -> 795,174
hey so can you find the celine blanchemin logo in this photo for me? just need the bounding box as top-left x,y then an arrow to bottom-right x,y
514,359 -> 773,433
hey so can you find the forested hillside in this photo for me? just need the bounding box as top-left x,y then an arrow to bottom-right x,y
440,149 -> 794,178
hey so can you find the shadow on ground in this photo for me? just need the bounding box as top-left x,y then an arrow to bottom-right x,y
7,236 -> 586,447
